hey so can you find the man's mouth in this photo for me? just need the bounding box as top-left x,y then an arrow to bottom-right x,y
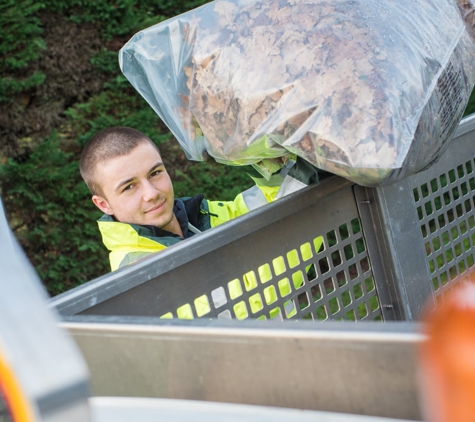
144,201 -> 165,214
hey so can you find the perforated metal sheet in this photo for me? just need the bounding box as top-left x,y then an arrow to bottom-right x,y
52,179 -> 384,322
411,131 -> 475,301
197,214 -> 381,322
119,182 -> 380,321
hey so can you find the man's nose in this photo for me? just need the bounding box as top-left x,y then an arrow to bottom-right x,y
142,180 -> 159,201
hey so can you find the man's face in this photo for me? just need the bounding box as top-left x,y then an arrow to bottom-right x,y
92,141 -> 179,233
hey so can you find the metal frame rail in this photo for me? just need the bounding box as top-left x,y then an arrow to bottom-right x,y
0,201 -> 91,422
61,316 -> 423,421
51,115 -> 475,322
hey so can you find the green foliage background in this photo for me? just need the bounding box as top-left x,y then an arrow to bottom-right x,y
1,0 -> 475,295
0,0 -> 253,295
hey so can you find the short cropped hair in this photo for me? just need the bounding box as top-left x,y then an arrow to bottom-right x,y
80,126 -> 160,196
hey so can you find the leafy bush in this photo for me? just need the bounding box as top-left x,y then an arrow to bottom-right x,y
464,86 -> 475,117
0,134 -> 109,295
0,0 -> 253,295
0,0 -> 46,102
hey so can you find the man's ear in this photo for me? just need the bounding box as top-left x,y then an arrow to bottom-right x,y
92,195 -> 113,215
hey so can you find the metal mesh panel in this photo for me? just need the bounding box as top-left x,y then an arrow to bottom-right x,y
412,157 -> 475,300
52,179 -> 388,321
160,214 -> 382,322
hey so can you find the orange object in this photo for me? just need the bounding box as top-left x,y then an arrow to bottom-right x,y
418,281 -> 475,422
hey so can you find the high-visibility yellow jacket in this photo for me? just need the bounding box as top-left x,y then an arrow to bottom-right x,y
98,173 -> 299,272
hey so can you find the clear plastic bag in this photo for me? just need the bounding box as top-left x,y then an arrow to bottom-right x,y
119,0 -> 475,186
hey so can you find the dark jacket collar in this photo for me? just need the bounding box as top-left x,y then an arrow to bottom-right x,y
98,194 -> 206,240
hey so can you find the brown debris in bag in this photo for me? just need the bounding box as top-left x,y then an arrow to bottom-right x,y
183,1 -> 392,161
169,0 -> 475,184
177,0 -> 408,167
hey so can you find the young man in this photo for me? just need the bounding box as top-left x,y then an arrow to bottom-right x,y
80,126 -> 320,272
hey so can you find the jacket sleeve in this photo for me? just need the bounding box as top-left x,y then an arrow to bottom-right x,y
206,172 -> 284,227
207,157 -> 325,227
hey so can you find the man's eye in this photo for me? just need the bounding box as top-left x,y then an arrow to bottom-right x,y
122,184 -> 133,192
150,170 -> 162,177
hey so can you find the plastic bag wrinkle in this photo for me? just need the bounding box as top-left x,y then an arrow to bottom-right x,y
119,0 -> 475,186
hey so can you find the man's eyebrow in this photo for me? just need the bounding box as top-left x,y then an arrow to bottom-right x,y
115,177 -> 134,192
115,162 -> 164,191
150,161 -> 164,171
